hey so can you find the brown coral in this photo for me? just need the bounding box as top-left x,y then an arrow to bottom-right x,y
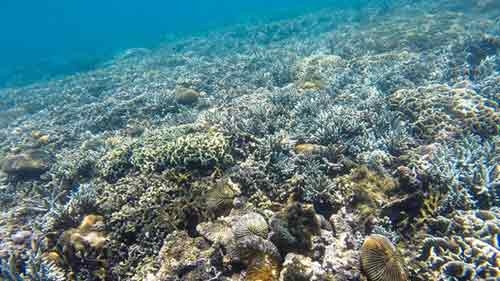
174,86 -> 201,105
245,254 -> 281,281
361,234 -> 408,281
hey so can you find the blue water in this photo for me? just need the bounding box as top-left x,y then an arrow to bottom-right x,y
0,0 -> 364,88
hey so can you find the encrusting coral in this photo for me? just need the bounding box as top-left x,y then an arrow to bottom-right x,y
411,208 -> 500,280
390,84 -> 500,141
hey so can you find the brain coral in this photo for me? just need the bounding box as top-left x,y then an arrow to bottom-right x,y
390,84 -> 500,141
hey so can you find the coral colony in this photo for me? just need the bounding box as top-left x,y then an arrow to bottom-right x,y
1,0 -> 500,280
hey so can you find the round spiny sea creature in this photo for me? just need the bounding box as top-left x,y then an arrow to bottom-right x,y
361,234 -> 408,281
233,212 -> 269,240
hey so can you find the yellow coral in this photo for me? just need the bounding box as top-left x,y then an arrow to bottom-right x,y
245,254 -> 281,281
294,143 -> 328,156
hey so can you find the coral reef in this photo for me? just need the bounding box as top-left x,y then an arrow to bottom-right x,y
1,1 -> 500,280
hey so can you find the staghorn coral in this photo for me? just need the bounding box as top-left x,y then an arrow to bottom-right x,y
52,147 -> 101,184
97,135 -> 133,182
41,182 -> 100,233
428,136 -> 500,210
2,2 -> 500,281
95,172 -> 230,279
26,214 -> 111,281
0,236 -> 68,281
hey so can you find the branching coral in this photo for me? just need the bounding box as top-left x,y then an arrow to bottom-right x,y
428,136 -> 500,210
1,2 -> 500,281
293,53 -> 346,91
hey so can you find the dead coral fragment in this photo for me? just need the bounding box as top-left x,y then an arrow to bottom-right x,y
361,234 -> 408,281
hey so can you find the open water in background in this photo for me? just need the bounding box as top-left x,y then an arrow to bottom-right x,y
0,0 -> 370,88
